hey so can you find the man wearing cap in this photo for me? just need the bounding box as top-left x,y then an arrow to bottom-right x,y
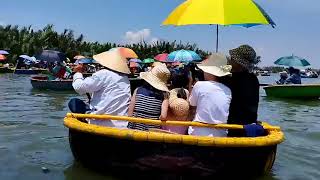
188,53 -> 232,137
227,45 -> 260,136
69,50 -> 131,128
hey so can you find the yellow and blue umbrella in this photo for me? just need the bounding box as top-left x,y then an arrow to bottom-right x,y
274,55 -> 311,67
163,0 -> 275,52
167,50 -> 201,63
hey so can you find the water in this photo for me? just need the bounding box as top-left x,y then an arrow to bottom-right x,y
0,73 -> 320,180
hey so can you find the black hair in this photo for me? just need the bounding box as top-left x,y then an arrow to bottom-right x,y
142,81 -> 165,100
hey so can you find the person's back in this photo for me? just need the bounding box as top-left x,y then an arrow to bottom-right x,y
286,73 -> 301,84
73,69 -> 131,127
162,88 -> 190,134
127,85 -> 164,131
70,50 -> 132,128
227,45 -> 261,137
191,81 -> 231,125
228,72 -> 259,125
127,64 -> 170,131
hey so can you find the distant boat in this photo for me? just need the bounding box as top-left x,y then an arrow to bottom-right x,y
260,71 -> 271,76
31,75 -> 74,91
300,70 -> 318,78
14,68 -> 47,75
264,84 -> 320,99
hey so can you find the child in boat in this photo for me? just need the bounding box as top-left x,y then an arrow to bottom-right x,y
188,53 -> 232,137
162,72 -> 190,134
127,64 -> 170,131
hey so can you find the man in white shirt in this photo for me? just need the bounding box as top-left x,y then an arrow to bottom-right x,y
188,53 -> 232,137
69,50 -> 131,128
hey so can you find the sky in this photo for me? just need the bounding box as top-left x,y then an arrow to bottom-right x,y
1,0 -> 320,67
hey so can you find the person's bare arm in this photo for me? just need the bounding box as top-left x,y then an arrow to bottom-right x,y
160,93 -> 169,120
188,106 -> 196,121
128,89 -> 138,117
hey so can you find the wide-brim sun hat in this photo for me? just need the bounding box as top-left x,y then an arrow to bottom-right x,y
169,89 -> 189,116
140,63 -> 170,92
229,45 -> 259,71
93,50 -> 130,74
197,53 -> 231,77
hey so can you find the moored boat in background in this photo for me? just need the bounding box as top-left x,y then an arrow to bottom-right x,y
264,84 -> 320,99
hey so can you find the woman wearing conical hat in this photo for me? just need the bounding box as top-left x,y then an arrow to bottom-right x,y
127,63 -> 170,131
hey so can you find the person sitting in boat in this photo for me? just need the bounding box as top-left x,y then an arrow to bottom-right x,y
68,50 -> 131,128
127,63 -> 170,131
227,45 -> 260,137
162,71 -> 190,134
52,61 -> 72,79
276,71 -> 288,84
286,67 -> 301,84
188,53 -> 232,137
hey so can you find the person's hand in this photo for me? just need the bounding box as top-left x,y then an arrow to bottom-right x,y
73,64 -> 84,73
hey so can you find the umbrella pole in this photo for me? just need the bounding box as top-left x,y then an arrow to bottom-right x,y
216,25 -> 219,53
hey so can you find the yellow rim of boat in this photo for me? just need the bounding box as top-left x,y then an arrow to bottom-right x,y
64,113 -> 285,147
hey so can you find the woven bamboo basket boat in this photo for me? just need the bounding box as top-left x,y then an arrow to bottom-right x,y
64,113 -> 284,178
31,75 -> 74,91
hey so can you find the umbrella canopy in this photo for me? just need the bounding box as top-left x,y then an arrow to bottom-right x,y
74,55 -> 86,60
35,50 -> 66,63
75,58 -> 96,65
154,53 -> 169,62
274,55 -> 311,67
0,50 -> 9,55
19,55 -> 33,61
129,58 -> 142,63
162,0 -> 275,52
0,54 -> 6,61
109,47 -> 138,59
167,50 -> 201,63
142,58 -> 155,64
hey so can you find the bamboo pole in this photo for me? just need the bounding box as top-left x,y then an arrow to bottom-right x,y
66,113 -> 281,131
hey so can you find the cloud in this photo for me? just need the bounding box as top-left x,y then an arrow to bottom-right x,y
0,21 -> 5,26
124,29 -> 160,44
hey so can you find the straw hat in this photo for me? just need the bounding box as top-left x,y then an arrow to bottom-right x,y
93,50 -> 130,74
197,53 -> 231,77
152,61 -> 163,67
169,89 -> 189,117
140,63 -> 170,92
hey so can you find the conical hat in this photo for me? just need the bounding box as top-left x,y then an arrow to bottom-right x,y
93,50 -> 130,74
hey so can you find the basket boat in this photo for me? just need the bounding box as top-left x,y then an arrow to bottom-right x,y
64,113 -> 284,178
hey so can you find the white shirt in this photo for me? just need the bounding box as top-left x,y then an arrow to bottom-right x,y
188,81 -> 231,137
73,69 -> 131,128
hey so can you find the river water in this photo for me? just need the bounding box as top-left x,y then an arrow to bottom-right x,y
0,73 -> 319,180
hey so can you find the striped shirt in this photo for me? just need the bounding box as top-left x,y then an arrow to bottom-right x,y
128,87 -> 163,131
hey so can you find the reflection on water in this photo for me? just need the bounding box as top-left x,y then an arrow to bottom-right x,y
0,73 -> 320,180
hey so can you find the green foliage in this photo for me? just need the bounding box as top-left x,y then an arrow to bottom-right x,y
0,24 -> 209,63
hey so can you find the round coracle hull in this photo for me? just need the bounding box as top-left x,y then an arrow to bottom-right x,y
64,114 -> 284,178
264,84 -> 320,98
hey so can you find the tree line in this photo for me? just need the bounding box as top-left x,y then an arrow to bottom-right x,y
0,24 -> 209,63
